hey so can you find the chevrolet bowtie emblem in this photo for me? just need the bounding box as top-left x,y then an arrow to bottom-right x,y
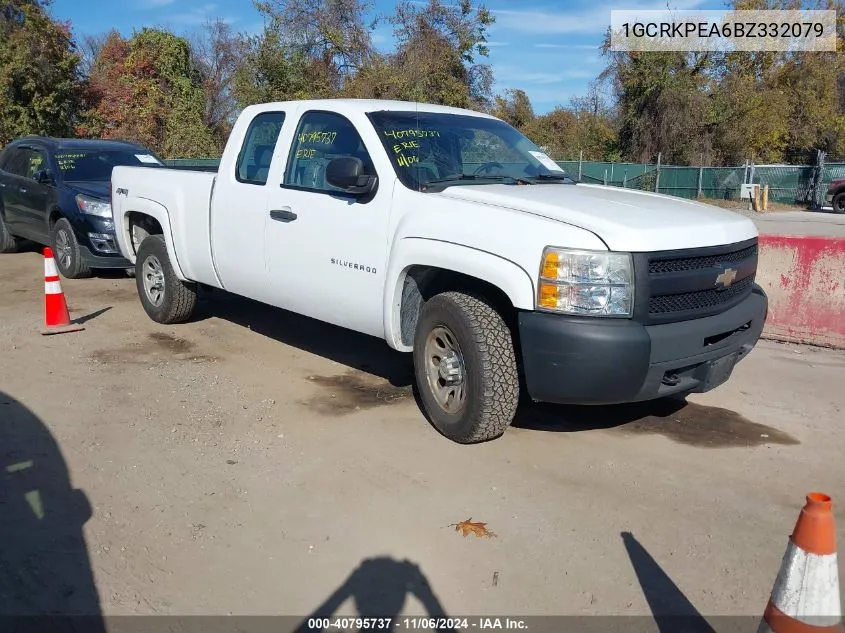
715,267 -> 738,288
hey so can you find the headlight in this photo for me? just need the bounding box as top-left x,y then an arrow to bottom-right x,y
76,194 -> 112,218
537,247 -> 634,316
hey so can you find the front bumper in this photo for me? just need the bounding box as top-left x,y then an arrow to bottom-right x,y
74,216 -> 131,268
518,284 -> 768,405
79,243 -> 131,269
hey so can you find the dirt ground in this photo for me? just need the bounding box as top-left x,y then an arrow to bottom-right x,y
1,247 -> 844,627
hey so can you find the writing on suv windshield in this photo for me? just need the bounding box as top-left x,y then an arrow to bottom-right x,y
367,111 -> 573,191
56,150 -> 163,182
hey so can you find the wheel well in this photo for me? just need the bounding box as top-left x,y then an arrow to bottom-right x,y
48,208 -> 63,228
127,212 -> 163,256
399,265 -> 518,347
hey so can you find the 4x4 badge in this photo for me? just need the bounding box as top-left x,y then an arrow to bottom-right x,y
715,267 -> 737,288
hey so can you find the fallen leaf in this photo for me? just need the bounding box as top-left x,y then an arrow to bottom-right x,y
450,518 -> 496,538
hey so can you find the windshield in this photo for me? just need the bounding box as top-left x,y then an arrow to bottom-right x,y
55,149 -> 164,182
367,111 -> 574,191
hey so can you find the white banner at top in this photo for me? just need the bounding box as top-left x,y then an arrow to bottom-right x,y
609,9 -> 837,52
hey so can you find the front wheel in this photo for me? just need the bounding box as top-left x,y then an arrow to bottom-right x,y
51,218 -> 93,279
413,291 -> 520,444
832,192 -> 845,214
135,235 -> 197,324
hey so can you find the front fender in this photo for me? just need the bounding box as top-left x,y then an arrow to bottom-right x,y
383,237 -> 536,351
115,197 -> 188,282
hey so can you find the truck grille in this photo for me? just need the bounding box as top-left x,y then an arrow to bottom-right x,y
648,244 -> 758,274
649,276 -> 754,314
634,237 -> 759,324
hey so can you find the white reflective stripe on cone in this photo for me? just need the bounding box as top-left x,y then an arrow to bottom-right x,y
770,544 -> 841,626
45,281 -> 63,294
44,257 -> 58,278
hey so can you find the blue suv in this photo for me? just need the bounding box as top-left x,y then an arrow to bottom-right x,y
0,137 -> 164,278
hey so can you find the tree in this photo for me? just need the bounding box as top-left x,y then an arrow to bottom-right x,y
384,0 -> 495,109
234,0 -> 376,105
80,28 -> 218,158
0,0 -> 83,144
492,89 -> 534,128
191,19 -> 243,151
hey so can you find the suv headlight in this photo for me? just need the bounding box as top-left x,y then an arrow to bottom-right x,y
537,247 -> 634,316
76,194 -> 112,218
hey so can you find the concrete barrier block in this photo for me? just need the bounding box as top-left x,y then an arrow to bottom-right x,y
757,235 -> 845,348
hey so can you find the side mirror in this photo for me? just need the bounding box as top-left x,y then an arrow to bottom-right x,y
325,157 -> 377,196
34,169 -> 54,185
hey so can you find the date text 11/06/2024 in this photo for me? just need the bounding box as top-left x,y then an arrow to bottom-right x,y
305,617 -> 529,631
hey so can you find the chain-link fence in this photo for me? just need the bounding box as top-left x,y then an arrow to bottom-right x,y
163,155 -> 845,207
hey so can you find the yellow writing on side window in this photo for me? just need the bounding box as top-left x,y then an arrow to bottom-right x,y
397,154 -> 420,168
384,129 -> 440,139
392,140 -> 420,154
296,148 -> 317,160
298,131 -> 337,145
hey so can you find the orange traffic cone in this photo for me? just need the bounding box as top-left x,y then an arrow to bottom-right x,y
40,247 -> 85,335
759,492 -> 842,632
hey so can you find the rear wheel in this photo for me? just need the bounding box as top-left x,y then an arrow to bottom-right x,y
135,235 -> 197,324
51,218 -> 93,279
832,192 -> 845,214
0,213 -> 20,253
413,291 -> 519,444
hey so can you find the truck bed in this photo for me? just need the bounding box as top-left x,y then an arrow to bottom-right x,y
111,166 -> 219,285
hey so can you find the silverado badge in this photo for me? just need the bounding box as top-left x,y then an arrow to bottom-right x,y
715,267 -> 738,288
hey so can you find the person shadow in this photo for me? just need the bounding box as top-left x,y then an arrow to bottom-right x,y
0,391 -> 105,633
293,557 -> 457,633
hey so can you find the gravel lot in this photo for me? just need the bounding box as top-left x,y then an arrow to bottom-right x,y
1,246 -> 844,626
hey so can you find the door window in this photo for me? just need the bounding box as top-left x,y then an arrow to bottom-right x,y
236,111 -> 286,185
2,148 -> 40,178
284,111 -> 375,194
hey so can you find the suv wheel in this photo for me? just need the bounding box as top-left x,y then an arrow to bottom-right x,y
0,212 -> 20,253
51,218 -> 93,279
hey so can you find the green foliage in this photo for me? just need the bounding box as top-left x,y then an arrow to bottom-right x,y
79,28 -> 218,158
0,0 -> 83,144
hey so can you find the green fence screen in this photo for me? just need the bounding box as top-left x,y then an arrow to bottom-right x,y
164,157 -> 844,206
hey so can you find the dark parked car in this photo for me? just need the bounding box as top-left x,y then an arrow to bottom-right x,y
824,177 -> 845,213
0,136 -> 165,278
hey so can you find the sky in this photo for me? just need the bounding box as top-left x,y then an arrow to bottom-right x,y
50,0 -> 728,115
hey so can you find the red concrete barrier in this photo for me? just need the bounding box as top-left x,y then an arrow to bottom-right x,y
757,235 -> 845,348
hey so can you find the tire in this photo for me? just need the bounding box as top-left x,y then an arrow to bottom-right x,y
413,291 -> 519,444
0,212 -> 21,253
51,218 -> 93,279
832,192 -> 845,214
135,234 -> 197,324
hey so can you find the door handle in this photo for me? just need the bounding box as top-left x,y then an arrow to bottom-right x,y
270,208 -> 297,222
19,187 -> 27,193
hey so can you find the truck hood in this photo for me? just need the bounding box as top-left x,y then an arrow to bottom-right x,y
434,182 -> 757,252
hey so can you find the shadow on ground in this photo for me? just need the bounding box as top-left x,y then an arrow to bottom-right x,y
622,531 -> 716,633
0,392 -> 105,630
197,288 -> 414,387
293,557 -> 455,632
196,289 -> 798,447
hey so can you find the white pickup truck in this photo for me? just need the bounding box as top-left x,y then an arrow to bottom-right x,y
110,99 -> 768,444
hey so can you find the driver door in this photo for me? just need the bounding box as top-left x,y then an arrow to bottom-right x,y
263,110 -> 392,338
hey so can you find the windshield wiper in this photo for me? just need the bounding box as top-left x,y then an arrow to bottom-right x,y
424,174 -> 531,187
527,173 -> 572,183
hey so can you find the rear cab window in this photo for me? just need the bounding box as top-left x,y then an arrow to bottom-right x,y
236,112 -> 286,185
